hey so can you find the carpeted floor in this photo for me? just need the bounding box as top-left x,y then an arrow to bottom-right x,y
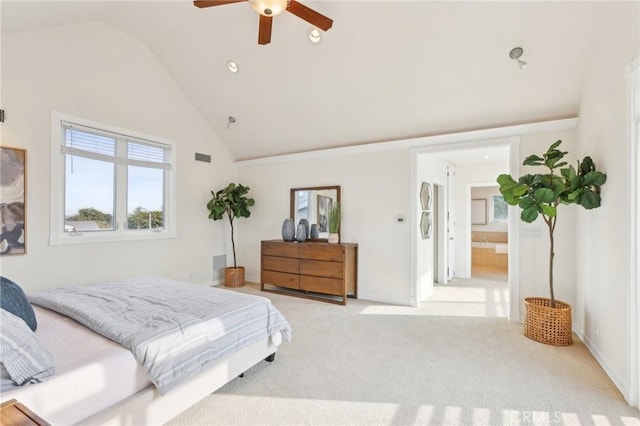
166,283 -> 639,425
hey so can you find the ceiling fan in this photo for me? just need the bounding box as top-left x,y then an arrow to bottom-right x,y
193,0 -> 333,45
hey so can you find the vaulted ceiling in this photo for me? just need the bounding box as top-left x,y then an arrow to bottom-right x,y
2,1 -> 611,160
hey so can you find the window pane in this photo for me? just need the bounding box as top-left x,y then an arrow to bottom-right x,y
128,141 -> 165,163
492,195 -> 508,222
65,128 -> 116,156
127,166 -> 164,230
65,155 -> 115,232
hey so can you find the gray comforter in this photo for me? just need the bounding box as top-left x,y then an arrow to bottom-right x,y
29,277 -> 291,394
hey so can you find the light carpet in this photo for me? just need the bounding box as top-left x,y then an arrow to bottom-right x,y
166,284 -> 639,426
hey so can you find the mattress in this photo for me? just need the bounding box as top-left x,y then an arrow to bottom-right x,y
1,306 -> 150,424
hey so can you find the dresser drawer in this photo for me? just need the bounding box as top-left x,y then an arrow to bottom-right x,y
300,259 -> 343,279
298,244 -> 344,261
262,270 -> 299,290
262,241 -> 299,258
263,255 -> 299,274
300,275 -> 343,296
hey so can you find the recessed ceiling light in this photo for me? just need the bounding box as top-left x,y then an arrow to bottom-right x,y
308,28 -> 321,44
227,60 -> 239,73
483,155 -> 490,159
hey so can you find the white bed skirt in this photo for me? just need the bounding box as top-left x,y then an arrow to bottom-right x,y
79,335 -> 278,426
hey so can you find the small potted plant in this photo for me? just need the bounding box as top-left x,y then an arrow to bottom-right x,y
327,202 -> 341,244
206,183 -> 255,287
497,140 -> 606,345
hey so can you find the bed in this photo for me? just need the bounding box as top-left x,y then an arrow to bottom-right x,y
0,277 -> 291,425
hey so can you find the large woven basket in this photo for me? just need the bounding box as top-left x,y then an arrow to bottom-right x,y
224,266 -> 245,288
523,297 -> 573,346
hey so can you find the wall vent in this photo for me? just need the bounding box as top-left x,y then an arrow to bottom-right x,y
195,152 -> 211,163
212,255 -> 226,282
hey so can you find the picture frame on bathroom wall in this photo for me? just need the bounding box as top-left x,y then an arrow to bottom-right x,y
471,199 -> 487,225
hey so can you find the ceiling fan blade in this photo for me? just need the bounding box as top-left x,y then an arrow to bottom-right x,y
286,0 -> 333,31
258,15 -> 273,45
193,0 -> 246,8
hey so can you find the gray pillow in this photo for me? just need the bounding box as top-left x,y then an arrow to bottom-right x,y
0,276 -> 37,331
0,308 -> 54,389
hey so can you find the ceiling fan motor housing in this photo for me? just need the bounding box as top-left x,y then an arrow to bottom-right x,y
250,0 -> 290,17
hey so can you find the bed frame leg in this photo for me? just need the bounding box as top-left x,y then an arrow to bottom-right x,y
238,373 -> 244,378
265,353 -> 275,362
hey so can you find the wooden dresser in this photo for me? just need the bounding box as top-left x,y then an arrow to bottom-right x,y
261,240 -> 358,305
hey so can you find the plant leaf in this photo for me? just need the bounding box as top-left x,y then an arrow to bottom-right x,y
580,189 -> 601,209
540,204 -> 557,217
523,155 -> 544,166
534,188 -> 555,203
521,206 -> 539,223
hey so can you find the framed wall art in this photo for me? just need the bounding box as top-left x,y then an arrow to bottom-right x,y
420,211 -> 432,240
0,146 -> 26,255
420,182 -> 432,211
317,194 -> 332,233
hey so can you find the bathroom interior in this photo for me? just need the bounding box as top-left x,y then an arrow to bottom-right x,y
470,185 -> 508,281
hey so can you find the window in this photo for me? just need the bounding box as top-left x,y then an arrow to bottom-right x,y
50,111 -> 176,245
491,195 -> 508,222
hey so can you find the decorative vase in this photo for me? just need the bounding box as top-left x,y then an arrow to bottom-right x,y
523,297 -> 572,346
296,223 -> 307,242
328,233 -> 339,244
299,218 -> 310,239
282,218 -> 295,241
224,266 -> 245,288
310,224 -> 319,239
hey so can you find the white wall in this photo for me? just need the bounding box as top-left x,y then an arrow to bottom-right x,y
238,149 -> 412,305
0,23 -> 237,291
574,1 -> 640,399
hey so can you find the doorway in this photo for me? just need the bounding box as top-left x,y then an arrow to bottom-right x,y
469,184 -> 509,282
412,137 -> 519,321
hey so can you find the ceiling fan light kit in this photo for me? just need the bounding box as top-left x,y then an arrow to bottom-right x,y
249,0 -> 289,16
194,0 -> 333,45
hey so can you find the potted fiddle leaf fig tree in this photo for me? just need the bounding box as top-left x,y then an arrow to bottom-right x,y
207,183 -> 255,287
497,140 -> 606,346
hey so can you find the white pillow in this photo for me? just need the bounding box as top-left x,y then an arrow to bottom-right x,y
0,308 -> 54,389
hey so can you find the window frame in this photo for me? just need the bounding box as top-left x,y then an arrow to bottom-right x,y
50,111 -> 177,245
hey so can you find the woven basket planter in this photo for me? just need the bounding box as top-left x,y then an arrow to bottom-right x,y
523,297 -> 573,346
224,266 -> 245,288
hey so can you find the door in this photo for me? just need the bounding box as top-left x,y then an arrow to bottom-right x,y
446,164 -> 456,282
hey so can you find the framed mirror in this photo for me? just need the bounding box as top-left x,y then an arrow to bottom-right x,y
290,186 -> 340,241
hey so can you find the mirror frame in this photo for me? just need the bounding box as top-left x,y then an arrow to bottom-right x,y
290,185 -> 341,242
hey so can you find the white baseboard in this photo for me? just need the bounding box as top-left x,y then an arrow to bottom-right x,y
577,330 -> 630,402
246,275 -> 260,284
357,291 -> 412,306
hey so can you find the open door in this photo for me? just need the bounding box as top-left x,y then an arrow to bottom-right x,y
446,164 -> 456,282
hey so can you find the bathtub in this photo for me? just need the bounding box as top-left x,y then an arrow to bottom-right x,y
471,242 -> 509,254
